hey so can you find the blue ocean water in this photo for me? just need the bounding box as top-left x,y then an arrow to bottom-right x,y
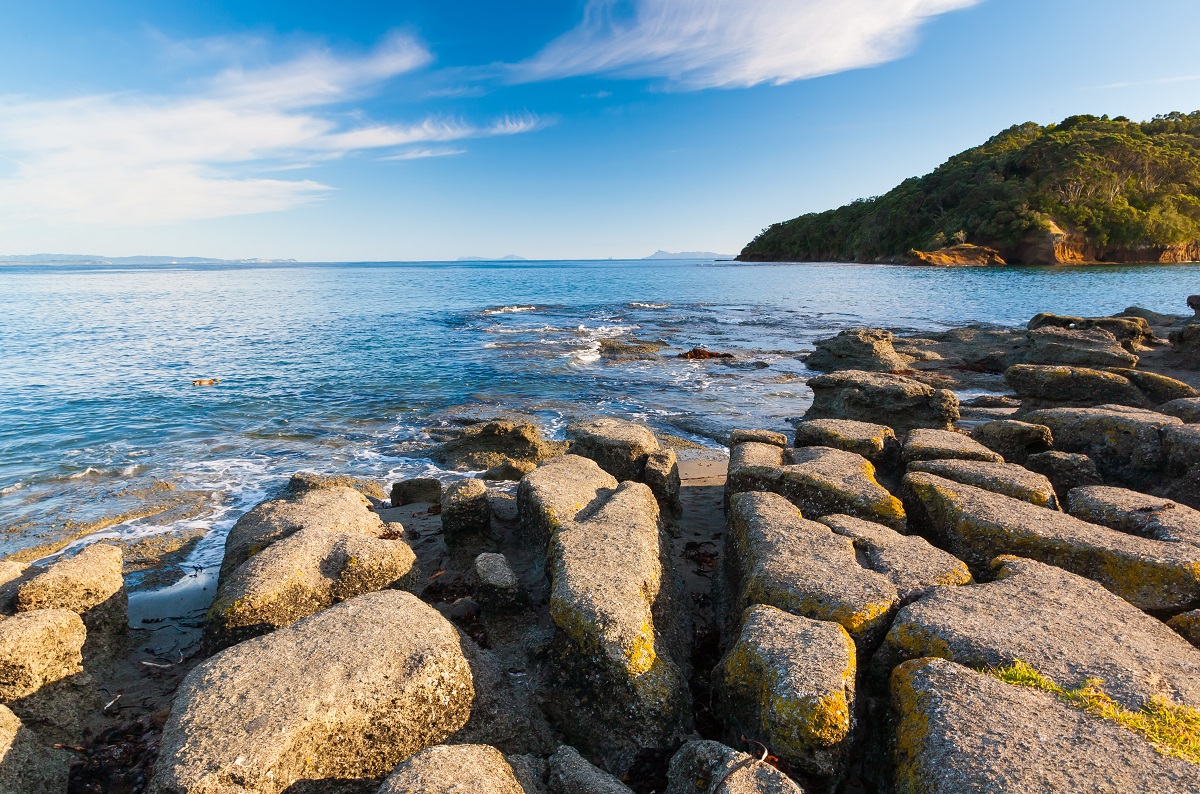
1,258 -> 1197,599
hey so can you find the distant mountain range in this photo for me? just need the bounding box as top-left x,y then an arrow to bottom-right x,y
643,250 -> 734,260
0,254 -> 297,265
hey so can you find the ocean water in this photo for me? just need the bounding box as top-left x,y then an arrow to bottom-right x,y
2,258 -> 1198,610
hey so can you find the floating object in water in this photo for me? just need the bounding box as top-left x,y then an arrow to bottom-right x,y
191,378 -> 220,386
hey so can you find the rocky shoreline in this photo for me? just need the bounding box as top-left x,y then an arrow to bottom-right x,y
3,296 -> 1200,793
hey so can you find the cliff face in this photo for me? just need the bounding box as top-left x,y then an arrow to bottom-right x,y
740,112 -> 1200,265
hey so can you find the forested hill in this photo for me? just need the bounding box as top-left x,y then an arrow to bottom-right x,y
738,112 -> 1200,265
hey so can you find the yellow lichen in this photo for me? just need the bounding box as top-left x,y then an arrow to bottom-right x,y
989,660 -> 1200,766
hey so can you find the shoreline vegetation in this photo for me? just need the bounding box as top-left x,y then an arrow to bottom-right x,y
740,111 -> 1200,266
3,293 -> 1200,792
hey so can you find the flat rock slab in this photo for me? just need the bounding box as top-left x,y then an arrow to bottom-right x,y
517,455 -> 617,547
379,744 -> 524,794
219,486 -> 385,582
730,429 -> 788,447
817,514 -> 971,602
792,419 -> 897,464
715,605 -> 855,777
970,420 -> 1053,464
0,609 -> 84,702
205,528 -> 420,651
1104,368 -> 1198,404
1023,404 -> 1181,483
0,704 -> 71,794
1006,364 -> 1148,408
665,740 -> 804,794
804,328 -> 910,373
151,591 -> 474,794
902,471 -> 1200,611
1024,325 -> 1138,368
1067,485 -> 1200,546
907,459 -> 1058,508
726,492 -> 897,648
901,428 -> 1004,464
567,418 -> 681,507
805,370 -> 959,435
878,556 -> 1200,710
891,657 -> 1200,794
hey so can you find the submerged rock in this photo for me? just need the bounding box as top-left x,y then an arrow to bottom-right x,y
805,370 -> 959,435
714,605 -> 855,777
152,591 -> 474,794
902,470 -> 1200,611
969,419 -> 1053,464
725,492 -> 897,648
803,328 -> 911,373
664,740 -> 804,794
890,657 -> 1200,794
792,418 -> 898,465
379,744 -> 524,794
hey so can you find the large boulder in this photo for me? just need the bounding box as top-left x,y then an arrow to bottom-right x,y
714,605 -> 855,777
1005,364 -> 1148,409
969,419 -> 1053,464
0,610 -> 85,703
877,556 -> 1200,710
0,704 -> 71,794
803,328 -> 910,373
546,745 -> 633,794
664,740 -> 804,794
391,477 -> 443,506
1168,323 -> 1200,368
1160,397 -> 1200,423
566,418 -> 681,508
907,459 -> 1058,508
431,419 -> 568,472
1027,312 -> 1153,349
1104,368 -> 1198,404
890,657 -> 1200,794
1162,422 -> 1200,509
284,471 -> 387,505
792,419 -> 898,465
901,428 -> 1004,465
1066,485 -> 1200,546
1024,326 -> 1138,368
724,492 -> 897,648
219,486 -> 385,583
520,456 -> 690,775
378,745 -> 524,794
1023,451 -> 1103,502
902,471 -> 1200,611
725,442 -> 905,531
15,543 -> 126,657
1022,404 -> 1181,485
804,370 -> 960,435
205,528 -> 420,651
817,514 -> 971,602
151,591 -> 474,794
442,478 -> 493,542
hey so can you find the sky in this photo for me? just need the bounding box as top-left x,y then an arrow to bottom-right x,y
2,0 -> 1200,261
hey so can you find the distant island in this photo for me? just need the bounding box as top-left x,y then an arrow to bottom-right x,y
643,250 -> 734,260
457,255 -> 527,261
739,111 -> 1200,265
0,254 -> 296,265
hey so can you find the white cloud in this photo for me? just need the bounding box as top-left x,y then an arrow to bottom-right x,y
516,0 -> 979,89
0,33 -> 540,226
380,147 -> 468,161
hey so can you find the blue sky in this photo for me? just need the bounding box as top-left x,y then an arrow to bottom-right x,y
2,0 -> 1199,261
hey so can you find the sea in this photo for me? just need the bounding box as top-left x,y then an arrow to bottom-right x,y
2,258 -> 1198,630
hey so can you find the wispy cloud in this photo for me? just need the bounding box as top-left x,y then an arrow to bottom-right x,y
515,0 -> 979,90
380,147 -> 468,161
1092,74 -> 1200,90
0,33 -> 540,226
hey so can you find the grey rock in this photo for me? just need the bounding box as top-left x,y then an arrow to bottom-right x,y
0,610 -> 84,702
1023,451 -> 1103,502
1023,404 -> 1181,485
1024,326 -> 1138,368
1066,485 -> 1200,546
488,490 -> 520,522
907,459 -> 1058,508
0,704 -> 72,794
970,419 -> 1053,464
878,556 -> 1200,710
665,740 -> 804,794
817,514 -> 971,602
206,527 -> 420,651
285,471 -> 387,505
151,591 -> 474,794
16,543 -> 126,658
714,605 -> 855,777
506,754 -> 549,794
730,430 -> 788,448
432,419 -> 568,472
1159,397 -> 1200,423
804,328 -> 910,373
901,428 -> 1004,464
902,471 -> 1200,611
725,492 -> 897,648
546,745 -> 632,794
1104,368 -> 1199,404
566,418 -> 681,507
1028,312 -> 1154,349
805,370 -> 960,435
474,553 -> 523,609
891,657 -> 1200,793
442,478 -> 493,541
379,744 -> 524,794
391,477 -> 443,506
1169,323 -> 1200,368
219,486 -> 384,583
792,419 -> 898,465
1005,364 -> 1148,408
